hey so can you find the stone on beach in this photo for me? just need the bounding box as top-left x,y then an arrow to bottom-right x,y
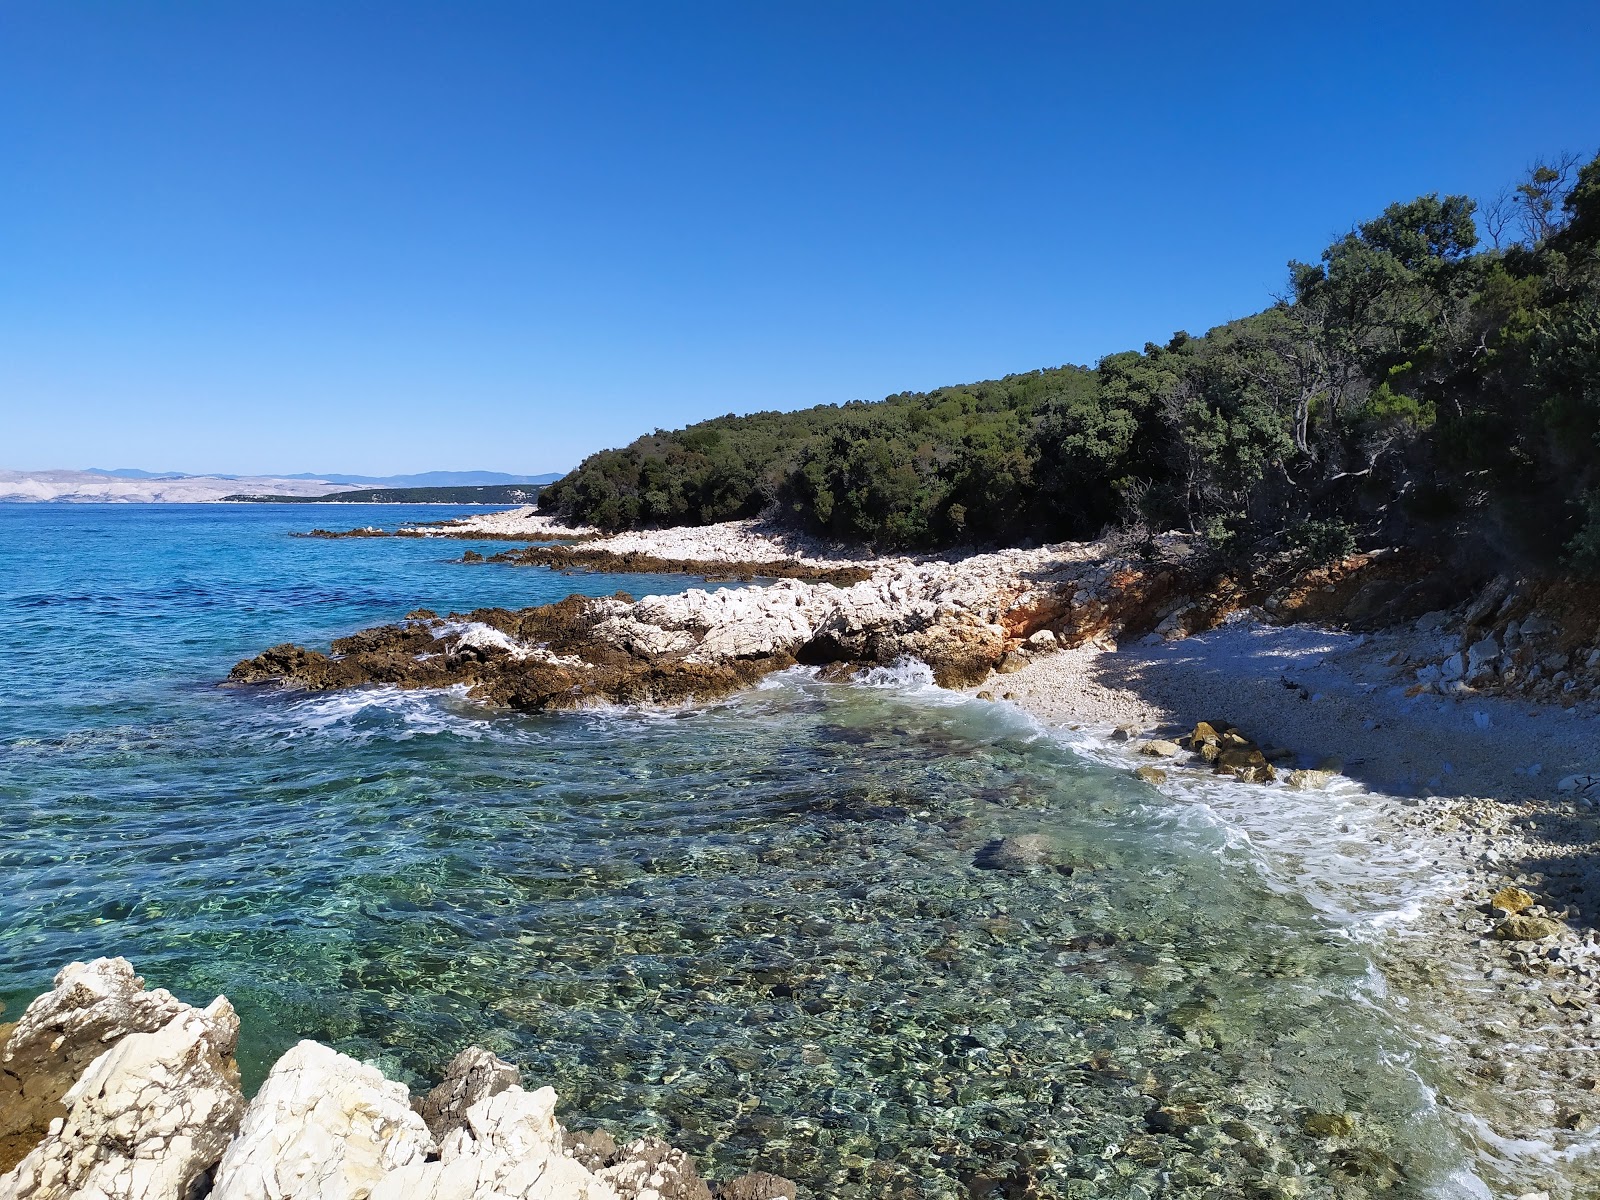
1495,914 -> 1566,941
367,1086 -> 615,1200
0,955 -> 795,1200
1491,886 -> 1538,915
1138,739 -> 1183,757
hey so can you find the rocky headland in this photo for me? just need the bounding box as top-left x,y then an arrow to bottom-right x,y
0,958 -> 794,1200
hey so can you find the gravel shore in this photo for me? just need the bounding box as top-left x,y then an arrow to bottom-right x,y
970,623 -> 1600,1197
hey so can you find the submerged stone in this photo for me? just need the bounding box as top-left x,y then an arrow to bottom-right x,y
973,834 -> 1057,871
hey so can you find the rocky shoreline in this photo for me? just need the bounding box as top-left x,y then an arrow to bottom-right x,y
461,546 -> 874,587
967,625 -> 1600,1193
0,958 -> 794,1200
224,521 -> 1600,1192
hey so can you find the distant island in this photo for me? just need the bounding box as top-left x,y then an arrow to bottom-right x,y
223,483 -> 548,504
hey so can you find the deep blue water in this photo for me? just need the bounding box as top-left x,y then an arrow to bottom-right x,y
0,505 -> 1482,1197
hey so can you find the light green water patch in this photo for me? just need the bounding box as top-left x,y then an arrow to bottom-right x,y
2,670 -> 1479,1198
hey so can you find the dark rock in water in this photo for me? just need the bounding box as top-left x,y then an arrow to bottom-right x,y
1145,1104 -> 1208,1133
601,1136 -> 713,1200
717,1171 -> 798,1200
226,600 -> 798,712
974,834 -> 1056,871
565,1126 -> 621,1172
419,1044 -> 521,1140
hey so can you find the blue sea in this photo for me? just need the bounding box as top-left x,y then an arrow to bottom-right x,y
0,504 -> 1526,1197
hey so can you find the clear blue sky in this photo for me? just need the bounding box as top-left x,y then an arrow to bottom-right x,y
4,2 -> 1598,476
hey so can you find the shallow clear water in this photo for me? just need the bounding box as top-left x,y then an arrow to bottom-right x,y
0,505 -> 1488,1197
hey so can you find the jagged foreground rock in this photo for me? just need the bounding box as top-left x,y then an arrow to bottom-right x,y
0,960 -> 792,1200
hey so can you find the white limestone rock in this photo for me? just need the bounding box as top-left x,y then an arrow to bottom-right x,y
209,1040 -> 434,1200
1,998 -> 244,1200
1,958 -> 199,1164
369,1087 -> 617,1200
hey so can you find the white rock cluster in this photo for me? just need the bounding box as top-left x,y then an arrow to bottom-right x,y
0,960 -> 789,1200
587,540 -> 1119,673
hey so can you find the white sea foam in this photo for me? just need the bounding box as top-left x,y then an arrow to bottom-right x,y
265,684 -> 499,745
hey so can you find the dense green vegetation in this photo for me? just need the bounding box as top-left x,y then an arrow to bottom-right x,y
541,151 -> 1600,568
224,484 -> 543,504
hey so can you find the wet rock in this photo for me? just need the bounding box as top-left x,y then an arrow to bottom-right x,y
1495,914 -> 1566,941
716,1172 -> 797,1200
1286,769 -> 1337,790
210,1040 -> 435,1200
975,689 -> 995,701
1109,724 -> 1140,742
974,834 -> 1056,871
419,1046 -> 522,1141
1133,765 -> 1168,785
1216,747 -> 1275,783
0,957 -> 194,1172
1138,739 -> 1182,758
1491,886 -> 1538,915
4,997 -> 244,1200
1188,721 -> 1226,748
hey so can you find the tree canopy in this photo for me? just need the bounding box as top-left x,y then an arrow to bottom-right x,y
542,149 -> 1600,568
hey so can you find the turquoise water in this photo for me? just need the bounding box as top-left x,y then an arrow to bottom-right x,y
0,505 -> 1478,1197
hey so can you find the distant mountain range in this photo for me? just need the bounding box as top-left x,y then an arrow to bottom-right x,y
85,469 -> 564,486
1,468 -> 567,503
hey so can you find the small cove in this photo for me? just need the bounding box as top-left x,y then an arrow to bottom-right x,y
0,504 -> 1565,1197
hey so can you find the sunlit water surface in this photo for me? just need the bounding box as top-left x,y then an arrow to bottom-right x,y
0,505 -> 1501,1197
